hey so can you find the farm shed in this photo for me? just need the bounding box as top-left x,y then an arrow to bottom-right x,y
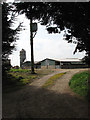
34,61 -> 41,69
59,58 -> 87,69
20,57 -> 87,69
22,61 -> 31,69
36,58 -> 87,69
39,58 -> 60,69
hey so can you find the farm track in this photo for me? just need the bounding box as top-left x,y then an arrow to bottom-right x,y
3,68 -> 88,118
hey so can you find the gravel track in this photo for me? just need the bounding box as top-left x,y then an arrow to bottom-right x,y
3,68 -> 88,118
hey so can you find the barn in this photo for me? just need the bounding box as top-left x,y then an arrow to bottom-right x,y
20,58 -> 87,69
39,58 -> 60,69
22,61 -> 31,69
59,58 -> 87,69
20,49 -> 87,69
36,58 -> 87,69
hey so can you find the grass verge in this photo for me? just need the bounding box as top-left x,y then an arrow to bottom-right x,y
42,72 -> 66,88
69,71 -> 89,100
3,68 -> 54,93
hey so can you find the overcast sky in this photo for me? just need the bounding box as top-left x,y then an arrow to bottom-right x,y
3,0 -> 89,2
8,14 -> 86,66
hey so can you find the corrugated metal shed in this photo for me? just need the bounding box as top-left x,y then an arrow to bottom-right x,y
54,58 -> 81,62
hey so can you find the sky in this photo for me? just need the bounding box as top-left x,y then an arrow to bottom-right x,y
3,0 -> 90,2
8,14 -> 86,67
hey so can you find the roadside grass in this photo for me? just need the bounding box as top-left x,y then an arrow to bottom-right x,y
69,71 -> 89,100
3,68 -> 54,93
42,72 -> 66,88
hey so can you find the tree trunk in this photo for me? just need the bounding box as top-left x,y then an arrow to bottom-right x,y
30,17 -> 35,74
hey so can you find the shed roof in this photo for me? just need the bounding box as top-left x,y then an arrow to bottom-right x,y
39,58 -> 81,62
23,58 -> 82,65
56,58 -> 81,62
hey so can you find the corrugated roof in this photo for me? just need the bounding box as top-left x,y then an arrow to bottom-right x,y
55,58 -> 81,62
23,58 -> 82,64
34,61 -> 40,64
43,58 -> 81,62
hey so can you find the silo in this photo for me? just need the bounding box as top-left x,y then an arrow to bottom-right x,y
20,49 -> 26,68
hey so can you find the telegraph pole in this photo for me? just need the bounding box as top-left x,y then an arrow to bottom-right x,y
30,7 -> 35,74
30,5 -> 37,74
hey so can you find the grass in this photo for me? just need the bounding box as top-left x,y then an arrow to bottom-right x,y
69,71 -> 89,100
9,68 -> 30,73
42,72 -> 66,88
3,68 -> 54,93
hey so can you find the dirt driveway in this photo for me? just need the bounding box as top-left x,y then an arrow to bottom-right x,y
3,68 -> 88,118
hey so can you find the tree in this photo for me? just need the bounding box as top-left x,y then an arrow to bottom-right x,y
12,2 -> 90,66
14,2 -> 49,73
2,2 -> 22,83
40,3 -> 90,64
2,3 -> 14,73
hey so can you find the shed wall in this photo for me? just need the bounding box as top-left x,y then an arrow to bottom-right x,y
41,59 -> 55,66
